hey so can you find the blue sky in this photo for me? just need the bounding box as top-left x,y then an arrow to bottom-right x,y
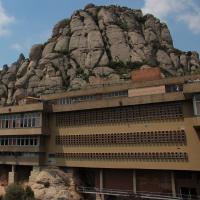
0,0 -> 200,67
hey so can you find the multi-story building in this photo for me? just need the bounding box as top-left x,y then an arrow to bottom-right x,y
0,70 -> 200,199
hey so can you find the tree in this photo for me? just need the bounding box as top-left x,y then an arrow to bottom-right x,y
4,184 -> 35,200
24,186 -> 35,200
4,184 -> 25,200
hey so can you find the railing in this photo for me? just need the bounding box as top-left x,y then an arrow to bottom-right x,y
77,187 -> 200,200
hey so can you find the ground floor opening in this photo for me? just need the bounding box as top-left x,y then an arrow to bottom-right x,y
77,168 -> 200,200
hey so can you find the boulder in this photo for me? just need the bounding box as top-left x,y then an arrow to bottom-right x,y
170,53 -> 180,69
17,60 -> 29,78
42,42 -> 56,57
70,78 -> 87,90
106,25 -> 130,62
52,19 -> 69,37
160,25 -> 173,48
93,66 -> 114,76
156,50 -> 172,66
29,167 -> 81,200
29,44 -> 43,61
54,36 -> 70,52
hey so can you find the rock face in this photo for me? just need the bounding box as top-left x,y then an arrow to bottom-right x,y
0,4 -> 200,105
29,167 -> 81,200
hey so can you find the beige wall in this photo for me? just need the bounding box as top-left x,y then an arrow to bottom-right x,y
1,74 -> 200,172
0,103 -> 44,114
128,85 -> 165,97
0,127 -> 43,136
46,111 -> 200,171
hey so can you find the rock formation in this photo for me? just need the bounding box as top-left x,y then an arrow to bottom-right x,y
29,167 -> 81,200
0,4 -> 200,105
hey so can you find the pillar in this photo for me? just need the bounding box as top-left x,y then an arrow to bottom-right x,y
100,169 -> 103,191
96,169 -> 104,200
171,171 -> 176,197
8,165 -> 17,184
133,170 -> 137,194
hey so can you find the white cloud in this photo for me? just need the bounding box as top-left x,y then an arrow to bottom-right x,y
10,43 -> 23,51
142,0 -> 200,34
0,1 -> 15,36
178,13 -> 200,34
142,0 -> 185,20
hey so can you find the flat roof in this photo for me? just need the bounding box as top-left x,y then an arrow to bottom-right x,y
41,74 -> 200,101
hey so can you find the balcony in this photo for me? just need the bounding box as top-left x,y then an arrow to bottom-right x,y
0,127 -> 43,136
0,155 -> 41,165
0,146 -> 44,152
0,103 -> 44,114
193,116 -> 200,129
183,82 -> 200,98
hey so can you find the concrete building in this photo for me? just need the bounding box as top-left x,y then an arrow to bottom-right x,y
0,71 -> 200,199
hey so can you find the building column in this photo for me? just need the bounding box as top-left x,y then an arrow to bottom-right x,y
8,165 -> 17,184
171,171 -> 176,197
100,169 -> 103,191
96,169 -> 104,200
133,170 -> 137,194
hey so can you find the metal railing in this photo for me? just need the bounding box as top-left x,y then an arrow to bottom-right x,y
77,186 -> 200,200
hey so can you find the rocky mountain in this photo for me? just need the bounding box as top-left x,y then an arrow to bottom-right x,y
0,4 -> 200,105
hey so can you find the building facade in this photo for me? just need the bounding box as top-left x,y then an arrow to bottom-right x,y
0,73 -> 200,199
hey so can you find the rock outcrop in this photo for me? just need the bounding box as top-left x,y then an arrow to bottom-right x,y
0,4 -> 200,105
29,167 -> 81,200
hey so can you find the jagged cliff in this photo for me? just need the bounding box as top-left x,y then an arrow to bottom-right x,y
0,4 -> 200,105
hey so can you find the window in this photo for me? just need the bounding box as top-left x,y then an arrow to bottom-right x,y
55,91 -> 128,105
55,130 -> 186,146
55,152 -> 188,161
56,102 -> 183,127
165,84 -> 183,92
193,94 -> 200,116
0,112 -> 41,129
0,136 -> 39,146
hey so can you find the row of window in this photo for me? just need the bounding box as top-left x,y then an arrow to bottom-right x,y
0,112 -> 41,129
165,84 -> 183,93
55,130 -> 186,146
55,84 -> 186,106
55,152 -> 188,161
55,90 -> 128,105
56,102 -> 183,127
0,136 -> 40,146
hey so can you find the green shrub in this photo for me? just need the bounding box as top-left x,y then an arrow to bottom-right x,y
76,67 -> 84,77
109,60 -> 147,71
126,61 -> 147,69
84,3 -> 96,10
115,19 -> 128,31
64,19 -> 70,26
24,186 -> 35,200
4,184 -> 35,200
173,48 -> 183,56
4,184 -> 25,200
